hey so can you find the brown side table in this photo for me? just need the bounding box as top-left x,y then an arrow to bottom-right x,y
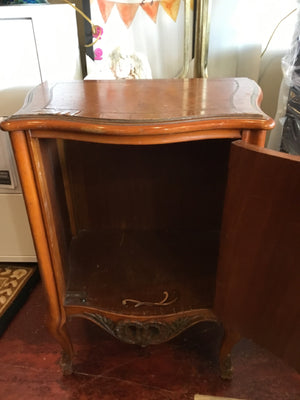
2,78 -> 299,377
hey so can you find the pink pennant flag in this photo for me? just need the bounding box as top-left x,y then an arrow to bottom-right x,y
116,3 -> 140,27
140,1 -> 160,23
97,0 -> 115,23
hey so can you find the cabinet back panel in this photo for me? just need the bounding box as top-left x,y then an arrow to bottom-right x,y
63,139 -> 231,233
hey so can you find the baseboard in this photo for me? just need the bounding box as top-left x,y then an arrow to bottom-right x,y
0,256 -> 37,262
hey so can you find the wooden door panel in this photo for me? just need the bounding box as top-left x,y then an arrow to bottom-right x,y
215,140 -> 300,372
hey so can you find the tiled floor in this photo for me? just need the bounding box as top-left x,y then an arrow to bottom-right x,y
0,282 -> 299,400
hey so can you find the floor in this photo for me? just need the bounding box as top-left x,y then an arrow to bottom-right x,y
0,283 -> 299,400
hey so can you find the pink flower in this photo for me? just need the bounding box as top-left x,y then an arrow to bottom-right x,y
94,48 -> 103,61
93,25 -> 103,39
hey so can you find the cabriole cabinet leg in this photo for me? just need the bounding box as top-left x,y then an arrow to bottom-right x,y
48,317 -> 74,375
60,350 -> 73,376
219,327 -> 240,380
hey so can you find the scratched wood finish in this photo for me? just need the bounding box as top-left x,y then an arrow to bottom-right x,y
4,79 -> 274,143
1,78 -> 281,376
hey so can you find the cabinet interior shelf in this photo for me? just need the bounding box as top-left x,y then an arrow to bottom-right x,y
65,229 -> 218,316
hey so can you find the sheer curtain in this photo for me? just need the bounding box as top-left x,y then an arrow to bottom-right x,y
88,0 -> 187,78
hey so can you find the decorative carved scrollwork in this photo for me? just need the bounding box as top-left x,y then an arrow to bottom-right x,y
122,291 -> 177,308
83,313 -> 197,346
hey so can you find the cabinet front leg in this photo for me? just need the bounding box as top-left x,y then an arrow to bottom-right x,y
60,348 -> 73,376
48,315 -> 74,375
57,325 -> 73,375
219,327 -> 240,380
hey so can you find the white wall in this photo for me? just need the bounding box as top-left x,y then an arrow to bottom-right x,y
207,0 -> 298,119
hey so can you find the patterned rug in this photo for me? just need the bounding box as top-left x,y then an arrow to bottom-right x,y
0,263 -> 39,336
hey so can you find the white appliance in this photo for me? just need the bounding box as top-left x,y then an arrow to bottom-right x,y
0,4 -> 82,261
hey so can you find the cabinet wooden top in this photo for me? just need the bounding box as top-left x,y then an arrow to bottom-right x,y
1,78 -> 274,141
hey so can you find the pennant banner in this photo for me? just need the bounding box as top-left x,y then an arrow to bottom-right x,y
97,0 -> 187,27
140,1 -> 160,23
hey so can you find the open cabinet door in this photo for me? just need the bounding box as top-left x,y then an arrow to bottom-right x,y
215,140 -> 300,373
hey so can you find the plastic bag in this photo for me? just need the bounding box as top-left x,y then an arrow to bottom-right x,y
280,6 -> 300,155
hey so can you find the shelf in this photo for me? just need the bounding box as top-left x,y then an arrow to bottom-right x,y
65,229 -> 218,317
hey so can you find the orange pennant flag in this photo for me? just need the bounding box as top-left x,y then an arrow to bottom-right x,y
116,3 -> 140,27
140,1 -> 160,23
97,0 -> 115,23
160,0 -> 181,22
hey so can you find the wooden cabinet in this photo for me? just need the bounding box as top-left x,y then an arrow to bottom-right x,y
2,78 -> 299,376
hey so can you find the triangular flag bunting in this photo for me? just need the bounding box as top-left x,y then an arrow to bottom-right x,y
97,0 -> 115,23
160,0 -> 181,22
140,1 -> 160,23
96,0 -> 185,26
116,3 -> 140,27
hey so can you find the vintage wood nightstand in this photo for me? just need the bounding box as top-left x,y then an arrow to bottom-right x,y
2,78 -> 299,377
